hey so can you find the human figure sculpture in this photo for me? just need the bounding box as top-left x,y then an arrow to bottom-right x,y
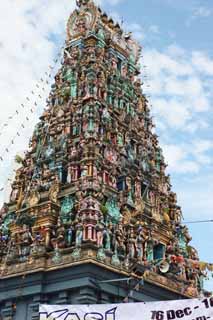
75,221 -> 83,247
127,229 -> 136,260
20,225 -> 33,260
103,226 -> 111,251
97,72 -> 106,100
136,226 -> 145,262
96,221 -> 104,247
66,225 -> 73,247
116,223 -> 126,256
74,15 -> 87,34
60,196 -> 74,224
145,231 -> 155,262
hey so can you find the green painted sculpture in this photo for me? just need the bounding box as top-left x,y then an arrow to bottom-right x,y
105,198 -> 121,223
60,196 -> 75,224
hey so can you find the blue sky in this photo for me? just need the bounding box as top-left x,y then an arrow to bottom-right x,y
0,0 -> 212,290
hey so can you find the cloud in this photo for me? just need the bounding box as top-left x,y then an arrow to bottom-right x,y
107,0 -> 124,5
143,45 -> 212,136
144,44 -> 213,176
176,174 -> 213,219
128,23 -> 145,41
192,6 -> 212,18
95,0 -> 124,6
186,6 -> 212,26
184,119 -> 209,134
162,144 -> 199,174
191,140 -> 213,165
149,25 -> 160,34
192,51 -> 213,76
143,48 -> 194,77
152,98 -> 191,129
162,139 -> 213,174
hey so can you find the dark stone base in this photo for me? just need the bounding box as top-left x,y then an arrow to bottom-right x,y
0,263 -> 187,320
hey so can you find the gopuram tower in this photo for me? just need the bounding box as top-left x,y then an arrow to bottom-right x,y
0,0 -> 206,319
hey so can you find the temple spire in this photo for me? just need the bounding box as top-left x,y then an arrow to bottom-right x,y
76,0 -> 92,7
0,0 -> 205,301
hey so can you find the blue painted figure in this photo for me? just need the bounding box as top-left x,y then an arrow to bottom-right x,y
105,198 -> 120,223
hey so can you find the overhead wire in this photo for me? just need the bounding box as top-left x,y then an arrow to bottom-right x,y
0,46 -> 64,138
0,75 -> 58,278
185,220 -> 213,224
0,45 -> 65,193
0,40 -> 66,277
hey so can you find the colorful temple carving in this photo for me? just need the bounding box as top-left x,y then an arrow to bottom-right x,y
0,0 -> 208,308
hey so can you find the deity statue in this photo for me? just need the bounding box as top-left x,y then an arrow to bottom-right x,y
102,107 -> 111,124
145,232 -> 155,262
115,223 -> 126,256
63,68 -> 78,99
57,223 -> 66,249
20,225 -> 33,260
60,196 -> 75,224
96,26 -> 105,42
176,225 -> 191,257
79,72 -> 87,97
0,231 -> 8,256
135,180 -> 141,199
103,226 -> 112,251
155,148 -> 163,172
126,140 -> 136,163
86,71 -> 97,97
75,221 -> 83,247
104,147 -> 117,163
49,181 -> 60,204
81,164 -> 88,178
1,212 -> 15,236
74,15 -> 87,34
117,133 -> 124,147
136,226 -> 145,262
7,240 -> 19,263
97,72 -> 106,100
122,206 -> 132,225
105,198 -> 121,223
27,190 -> 40,207
127,228 -> 136,260
76,0 -> 91,8
31,230 -> 45,257
44,143 -> 54,159
96,221 -> 105,247
66,225 -> 73,247
126,177 -> 134,206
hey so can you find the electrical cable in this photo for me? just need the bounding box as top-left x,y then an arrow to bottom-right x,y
0,41 -> 66,277
185,220 -> 213,224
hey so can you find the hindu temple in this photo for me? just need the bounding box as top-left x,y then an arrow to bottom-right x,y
0,0 -> 209,319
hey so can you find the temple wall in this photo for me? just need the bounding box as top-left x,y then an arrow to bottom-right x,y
0,264 -> 186,320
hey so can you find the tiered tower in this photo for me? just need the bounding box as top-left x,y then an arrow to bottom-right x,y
0,0 -> 205,319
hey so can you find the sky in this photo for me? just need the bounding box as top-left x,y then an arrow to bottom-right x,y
0,0 -> 212,290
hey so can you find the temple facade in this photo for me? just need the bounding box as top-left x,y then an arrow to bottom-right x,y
0,0 -> 206,319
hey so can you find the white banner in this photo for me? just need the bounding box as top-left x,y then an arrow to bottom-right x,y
39,298 -> 213,320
